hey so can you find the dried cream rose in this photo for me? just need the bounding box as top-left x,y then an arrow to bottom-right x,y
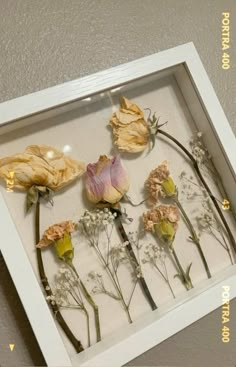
109,97 -> 150,153
0,145 -> 85,191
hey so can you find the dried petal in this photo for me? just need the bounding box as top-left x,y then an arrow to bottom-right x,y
85,155 -> 129,204
110,97 -> 149,153
0,145 -> 85,191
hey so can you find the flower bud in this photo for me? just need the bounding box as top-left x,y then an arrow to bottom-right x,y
54,232 -> 74,262
154,220 -> 176,245
161,177 -> 177,197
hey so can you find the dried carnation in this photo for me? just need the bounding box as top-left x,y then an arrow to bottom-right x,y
37,220 -> 75,248
145,161 -> 176,204
143,205 -> 179,233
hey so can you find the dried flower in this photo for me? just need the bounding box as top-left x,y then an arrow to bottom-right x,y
109,97 -> 150,153
37,221 -> 75,261
145,161 -> 177,204
0,145 -> 85,191
85,155 -> 129,204
143,205 -> 179,244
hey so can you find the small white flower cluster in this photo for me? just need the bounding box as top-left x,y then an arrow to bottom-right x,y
87,271 -> 104,295
110,244 -> 128,264
179,171 -> 206,200
50,265 -> 81,308
87,270 -> 120,300
79,209 -> 117,234
196,199 -> 216,231
190,132 -> 211,165
135,265 -> 143,278
45,294 -> 56,306
128,231 -> 143,250
142,243 -> 166,265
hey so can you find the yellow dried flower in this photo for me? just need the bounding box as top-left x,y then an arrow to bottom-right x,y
0,145 -> 85,191
109,97 -> 150,153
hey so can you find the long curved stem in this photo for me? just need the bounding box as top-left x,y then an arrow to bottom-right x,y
111,208 -> 157,311
174,197 -> 211,279
35,200 -> 84,353
157,128 -> 236,254
69,262 -> 101,342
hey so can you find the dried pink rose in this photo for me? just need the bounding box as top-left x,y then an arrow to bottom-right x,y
85,155 -> 130,204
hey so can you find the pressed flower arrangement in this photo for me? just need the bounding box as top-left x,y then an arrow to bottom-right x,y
0,92 -> 235,357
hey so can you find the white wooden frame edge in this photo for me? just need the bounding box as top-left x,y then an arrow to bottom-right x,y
0,42 -> 235,367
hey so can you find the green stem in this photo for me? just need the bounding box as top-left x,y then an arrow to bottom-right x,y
174,197 -> 211,279
35,200 -> 84,353
171,248 -> 193,291
83,307 -> 91,347
105,258 -> 133,323
90,239 -> 133,323
111,208 -> 158,311
69,262 -> 101,342
157,128 -> 236,255
153,264 -> 175,298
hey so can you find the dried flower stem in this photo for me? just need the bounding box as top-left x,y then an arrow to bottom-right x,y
153,263 -> 175,298
171,248 -> 193,291
111,208 -> 157,311
68,262 -> 101,342
157,128 -> 236,254
35,200 -> 84,353
93,240 -> 133,323
173,196 -> 211,278
80,211 -> 134,323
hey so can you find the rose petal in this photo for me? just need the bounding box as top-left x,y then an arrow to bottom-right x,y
110,156 -> 130,195
86,164 -> 105,203
96,157 -> 122,203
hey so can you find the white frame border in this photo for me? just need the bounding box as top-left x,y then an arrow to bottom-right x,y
0,42 -> 235,367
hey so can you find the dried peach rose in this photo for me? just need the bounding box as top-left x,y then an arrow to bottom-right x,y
109,97 -> 150,153
0,145 -> 85,191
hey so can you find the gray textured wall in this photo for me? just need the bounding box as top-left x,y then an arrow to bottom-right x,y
0,0 -> 236,366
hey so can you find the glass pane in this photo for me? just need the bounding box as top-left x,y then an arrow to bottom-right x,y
0,67 -> 235,358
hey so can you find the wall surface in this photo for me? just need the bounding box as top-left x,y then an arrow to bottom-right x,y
0,0 -> 236,366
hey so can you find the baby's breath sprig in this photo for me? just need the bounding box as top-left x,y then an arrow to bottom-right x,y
78,209 -> 141,323
148,116 -> 236,255
142,243 -> 175,298
190,133 -> 236,220
110,207 -> 157,311
50,265 -> 91,347
179,172 -> 234,265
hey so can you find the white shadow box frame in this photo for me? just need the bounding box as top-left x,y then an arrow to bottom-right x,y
0,42 -> 236,367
